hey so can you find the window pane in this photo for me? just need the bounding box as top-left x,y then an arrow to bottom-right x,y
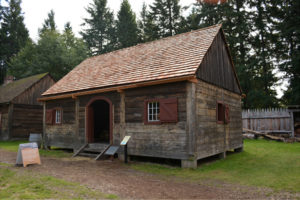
147,101 -> 160,122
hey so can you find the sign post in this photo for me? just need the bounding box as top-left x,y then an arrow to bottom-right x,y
120,136 -> 131,164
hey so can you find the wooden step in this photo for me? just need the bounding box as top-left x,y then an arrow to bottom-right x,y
78,152 -> 98,158
85,143 -> 110,153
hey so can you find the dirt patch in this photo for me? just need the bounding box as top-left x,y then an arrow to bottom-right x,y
0,149 -> 298,199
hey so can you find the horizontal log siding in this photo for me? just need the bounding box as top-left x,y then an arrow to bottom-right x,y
124,82 -> 188,159
0,104 -> 9,140
196,80 -> 242,159
11,104 -> 43,138
45,98 -> 76,148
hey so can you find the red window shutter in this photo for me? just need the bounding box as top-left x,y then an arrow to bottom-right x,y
46,109 -> 54,125
225,105 -> 230,124
160,98 -> 178,123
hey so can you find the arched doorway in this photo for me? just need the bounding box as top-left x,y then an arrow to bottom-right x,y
86,97 -> 113,144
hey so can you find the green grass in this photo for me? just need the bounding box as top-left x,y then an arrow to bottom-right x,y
0,167 -> 117,199
0,141 -> 72,158
132,139 -> 300,192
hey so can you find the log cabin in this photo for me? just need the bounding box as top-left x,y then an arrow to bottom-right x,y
39,24 -> 243,168
0,73 -> 55,140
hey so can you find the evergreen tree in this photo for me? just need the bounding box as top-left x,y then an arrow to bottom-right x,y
80,0 -> 117,55
247,0 -> 279,108
138,2 -> 160,42
9,21 -> 88,80
39,9 -> 56,34
149,0 -> 182,38
116,0 -> 138,48
0,0 -> 29,84
275,0 -> 300,105
189,0 -> 280,108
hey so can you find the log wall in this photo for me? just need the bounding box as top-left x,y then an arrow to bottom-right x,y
45,98 -> 76,148
0,104 -> 9,140
195,80 -> 243,159
124,82 -> 188,160
11,104 -> 43,138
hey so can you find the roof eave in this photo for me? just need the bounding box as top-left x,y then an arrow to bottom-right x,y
38,75 -> 197,102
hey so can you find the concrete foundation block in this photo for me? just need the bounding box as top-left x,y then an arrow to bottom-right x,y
234,146 -> 243,152
181,159 -> 197,169
218,152 -> 226,159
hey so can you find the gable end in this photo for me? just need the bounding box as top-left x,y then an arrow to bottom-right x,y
196,31 -> 241,94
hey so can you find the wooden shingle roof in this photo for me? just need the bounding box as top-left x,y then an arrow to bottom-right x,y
43,24 -> 222,97
0,73 -> 49,104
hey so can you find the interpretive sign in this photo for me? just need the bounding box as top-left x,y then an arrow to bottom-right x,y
120,136 -> 131,146
16,143 -> 41,167
21,148 -> 41,167
104,145 -> 120,156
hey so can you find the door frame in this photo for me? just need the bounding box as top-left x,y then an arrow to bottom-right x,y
85,96 -> 113,144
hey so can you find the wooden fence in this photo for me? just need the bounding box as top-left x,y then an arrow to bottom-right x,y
242,108 -> 292,134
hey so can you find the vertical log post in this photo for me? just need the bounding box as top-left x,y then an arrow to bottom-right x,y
182,82 -> 197,168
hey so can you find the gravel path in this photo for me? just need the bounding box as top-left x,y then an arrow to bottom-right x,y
0,149 -> 298,199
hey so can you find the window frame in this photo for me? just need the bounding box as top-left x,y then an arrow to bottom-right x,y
54,108 -> 63,125
217,101 -> 225,124
217,101 -> 230,124
144,99 -> 161,125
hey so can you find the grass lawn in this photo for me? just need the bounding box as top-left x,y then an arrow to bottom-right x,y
0,166 -> 117,199
132,139 -> 300,192
0,140 -> 72,158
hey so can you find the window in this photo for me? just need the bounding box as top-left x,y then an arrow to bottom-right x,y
217,102 -> 230,124
148,101 -> 160,122
144,98 -> 178,124
55,109 -> 62,124
217,103 -> 225,123
46,108 -> 62,125
0,112 -> 2,128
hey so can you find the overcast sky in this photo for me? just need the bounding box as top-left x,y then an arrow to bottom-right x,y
21,0 -> 196,41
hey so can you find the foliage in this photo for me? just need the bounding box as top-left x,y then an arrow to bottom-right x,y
275,0 -> 300,105
0,167 -> 117,199
39,9 -> 56,34
116,0 -> 138,48
8,11 -> 88,81
188,0 -> 280,108
137,3 -> 160,42
80,0 -> 117,55
0,0 -> 29,84
132,139 -> 300,192
149,0 -> 183,39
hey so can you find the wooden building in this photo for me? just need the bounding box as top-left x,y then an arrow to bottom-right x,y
40,24 -> 243,168
0,73 -> 55,140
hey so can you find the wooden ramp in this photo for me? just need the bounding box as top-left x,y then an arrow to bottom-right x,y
72,143 -> 112,160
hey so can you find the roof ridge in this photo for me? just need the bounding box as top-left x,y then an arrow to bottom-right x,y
86,24 -> 222,61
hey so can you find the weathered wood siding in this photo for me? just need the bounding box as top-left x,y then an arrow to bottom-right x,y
124,82 -> 188,159
196,32 -> 240,94
45,98 -> 76,148
11,104 -> 43,138
0,104 -> 9,140
13,75 -> 55,105
196,80 -> 242,159
242,108 -> 291,133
